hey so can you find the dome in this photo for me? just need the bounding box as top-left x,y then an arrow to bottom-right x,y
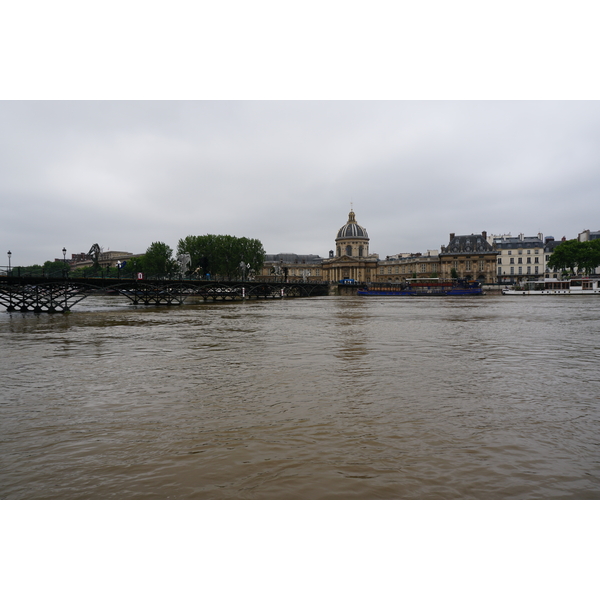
336,210 -> 369,240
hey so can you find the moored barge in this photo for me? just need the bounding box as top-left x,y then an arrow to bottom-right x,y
502,278 -> 600,295
357,278 -> 483,296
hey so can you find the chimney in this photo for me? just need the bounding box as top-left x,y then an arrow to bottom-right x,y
481,231 -> 487,239
449,233 -> 455,241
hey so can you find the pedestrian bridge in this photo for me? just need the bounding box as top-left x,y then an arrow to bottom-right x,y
0,275 -> 330,312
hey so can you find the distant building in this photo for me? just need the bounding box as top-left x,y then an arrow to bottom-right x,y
376,250 -> 440,282
577,229 -> 600,242
260,253 -> 324,281
61,250 -> 142,269
439,232 -> 498,283
321,209 -> 378,282
492,233 -> 545,283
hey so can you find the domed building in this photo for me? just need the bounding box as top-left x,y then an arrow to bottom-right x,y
335,209 -> 370,258
322,209 -> 378,282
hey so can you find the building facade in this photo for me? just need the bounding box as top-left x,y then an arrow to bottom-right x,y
375,251 -> 440,283
260,253 -> 324,281
492,233 -> 545,284
321,210 -> 379,282
261,211 -> 503,285
439,232 -> 498,283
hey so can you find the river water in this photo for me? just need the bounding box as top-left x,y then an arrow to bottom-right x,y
1,294 -> 599,499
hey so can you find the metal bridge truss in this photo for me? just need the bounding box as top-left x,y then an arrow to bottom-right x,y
0,278 -> 329,312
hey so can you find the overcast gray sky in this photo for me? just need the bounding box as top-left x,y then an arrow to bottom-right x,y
2,101 -> 599,266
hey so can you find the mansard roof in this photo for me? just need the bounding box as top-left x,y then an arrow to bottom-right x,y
493,237 -> 544,249
440,233 -> 497,255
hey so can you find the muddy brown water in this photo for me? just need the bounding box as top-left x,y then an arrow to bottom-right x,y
1,294 -> 599,499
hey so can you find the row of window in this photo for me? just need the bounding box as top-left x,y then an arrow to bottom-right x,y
498,266 -> 559,276
288,268 -> 320,276
451,260 -> 486,271
379,263 -> 437,274
498,256 -> 540,264
499,266 -> 539,275
339,245 -> 365,257
506,249 -> 540,255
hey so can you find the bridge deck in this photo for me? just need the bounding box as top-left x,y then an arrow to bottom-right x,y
0,276 -> 330,312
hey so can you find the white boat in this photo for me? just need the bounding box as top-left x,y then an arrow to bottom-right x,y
502,278 -> 600,295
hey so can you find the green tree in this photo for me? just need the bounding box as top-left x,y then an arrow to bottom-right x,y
17,263 -> 44,276
43,260 -> 70,277
177,234 -> 265,279
141,242 -> 175,278
546,239 -> 600,275
547,239 -> 580,274
578,239 -> 600,274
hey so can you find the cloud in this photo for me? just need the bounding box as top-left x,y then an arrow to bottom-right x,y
1,101 -> 600,266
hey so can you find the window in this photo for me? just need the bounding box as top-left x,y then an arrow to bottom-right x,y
510,257 -> 514,264
518,257 -> 523,264
534,257 -> 539,263
534,249 -> 539,254
359,246 -> 363,257
394,266 -> 399,274
527,249 -> 531,254
346,245 -> 352,256
479,260 -> 484,271
527,266 -> 531,274
527,257 -> 531,264
534,266 -> 538,274
510,267 -> 514,275
452,261 -> 458,270
379,267 -> 384,274
508,250 -> 512,255
387,266 -> 392,274
518,267 -> 522,275
498,258 -> 502,264
465,260 -> 471,271
498,267 -> 502,275
518,250 -> 523,254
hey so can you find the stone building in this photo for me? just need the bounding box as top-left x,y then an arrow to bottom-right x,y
439,232 -> 498,283
492,233 -> 545,284
375,251 -> 440,283
321,209 -> 378,282
260,253 -> 323,281
577,229 -> 600,242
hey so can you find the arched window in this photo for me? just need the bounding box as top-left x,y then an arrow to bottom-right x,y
359,246 -> 363,257
346,245 -> 352,256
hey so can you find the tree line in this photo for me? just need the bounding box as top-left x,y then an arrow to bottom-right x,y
547,239 -> 600,275
13,235 -> 266,280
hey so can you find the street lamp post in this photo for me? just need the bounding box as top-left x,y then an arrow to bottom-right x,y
62,247 -> 67,278
7,250 -> 11,275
